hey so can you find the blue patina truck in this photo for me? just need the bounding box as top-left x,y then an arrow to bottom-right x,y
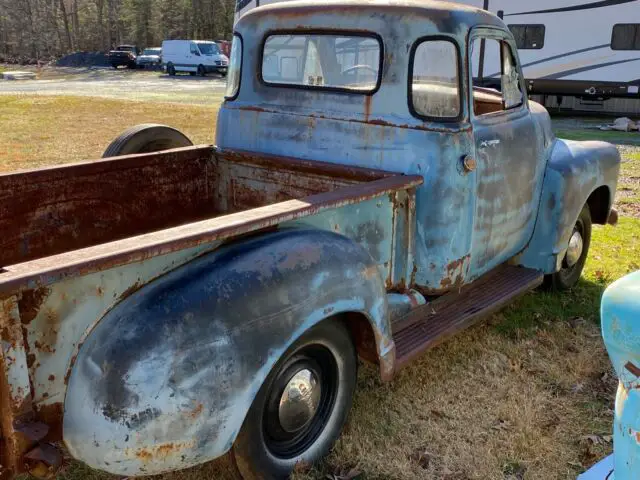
0,1 -> 620,479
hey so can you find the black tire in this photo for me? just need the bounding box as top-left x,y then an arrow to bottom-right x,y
220,71 -> 227,78
544,205 -> 592,291
232,320 -> 357,479
167,64 -> 176,76
111,64 -> 119,70
197,64 -> 206,77
102,124 -> 193,158
189,72 -> 196,76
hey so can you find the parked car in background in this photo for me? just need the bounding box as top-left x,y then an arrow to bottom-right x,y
216,39 -> 231,57
109,45 -> 140,69
136,47 -> 162,68
162,39 -> 229,76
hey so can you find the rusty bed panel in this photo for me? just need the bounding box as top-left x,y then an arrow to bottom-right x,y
0,145 -> 399,272
0,174 -> 423,296
0,146 -> 216,268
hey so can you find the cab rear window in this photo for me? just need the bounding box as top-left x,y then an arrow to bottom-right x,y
261,33 -> 382,93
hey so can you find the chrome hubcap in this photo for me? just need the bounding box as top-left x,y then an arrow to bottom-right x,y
278,369 -> 321,433
566,230 -> 584,267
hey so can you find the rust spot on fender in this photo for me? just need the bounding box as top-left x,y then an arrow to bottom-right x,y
187,403 -> 204,420
119,281 -> 142,302
127,441 -> 195,463
18,288 -> 51,325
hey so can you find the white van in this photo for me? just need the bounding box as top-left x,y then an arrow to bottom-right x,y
161,40 -> 229,77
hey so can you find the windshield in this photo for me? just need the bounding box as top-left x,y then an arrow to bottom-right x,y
197,43 -> 221,55
143,48 -> 161,55
261,34 -> 381,92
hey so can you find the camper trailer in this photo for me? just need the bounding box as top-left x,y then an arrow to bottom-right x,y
235,0 -> 640,114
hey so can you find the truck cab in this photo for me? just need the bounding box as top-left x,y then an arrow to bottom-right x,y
218,0 -> 619,293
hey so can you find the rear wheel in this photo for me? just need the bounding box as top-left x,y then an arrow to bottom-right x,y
167,63 -> 176,76
231,320 -> 357,479
544,205 -> 592,291
102,124 -> 193,158
197,64 -> 206,77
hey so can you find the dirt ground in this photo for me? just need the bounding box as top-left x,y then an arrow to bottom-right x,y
1,89 -> 639,480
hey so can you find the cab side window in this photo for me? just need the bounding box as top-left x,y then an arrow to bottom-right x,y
410,39 -> 460,120
470,37 -> 523,116
190,43 -> 200,55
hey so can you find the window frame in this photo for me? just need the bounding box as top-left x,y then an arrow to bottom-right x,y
224,33 -> 243,101
507,24 -> 546,50
407,35 -> 464,123
468,29 -> 528,120
258,29 -> 384,95
611,23 -> 640,51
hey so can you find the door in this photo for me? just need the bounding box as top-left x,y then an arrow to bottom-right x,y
468,29 -> 545,277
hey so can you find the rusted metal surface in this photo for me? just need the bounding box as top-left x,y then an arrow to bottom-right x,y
0,146 -> 216,268
62,229 -> 393,475
0,150 -> 417,477
0,173 -> 422,296
393,265 -> 543,369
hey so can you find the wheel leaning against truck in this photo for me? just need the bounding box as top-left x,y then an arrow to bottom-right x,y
102,124 -> 193,157
232,319 -> 358,479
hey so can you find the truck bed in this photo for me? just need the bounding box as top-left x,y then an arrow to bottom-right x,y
0,146 -> 422,294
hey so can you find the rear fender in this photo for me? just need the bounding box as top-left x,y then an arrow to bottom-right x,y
515,139 -> 619,273
63,229 -> 391,476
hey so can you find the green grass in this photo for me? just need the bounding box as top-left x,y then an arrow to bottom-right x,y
0,96 -> 218,171
495,217 -> 640,336
555,128 -> 640,146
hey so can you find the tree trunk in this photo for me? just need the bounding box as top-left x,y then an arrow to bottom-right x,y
59,0 -> 72,51
71,0 -> 79,49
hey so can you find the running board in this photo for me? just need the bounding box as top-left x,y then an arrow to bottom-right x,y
393,265 -> 543,370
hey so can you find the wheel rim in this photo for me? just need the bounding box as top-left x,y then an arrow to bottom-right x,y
565,229 -> 584,267
559,217 -> 586,281
262,345 -> 338,459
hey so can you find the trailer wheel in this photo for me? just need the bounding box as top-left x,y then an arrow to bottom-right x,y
544,205 -> 592,291
102,124 -> 193,158
231,319 -> 357,479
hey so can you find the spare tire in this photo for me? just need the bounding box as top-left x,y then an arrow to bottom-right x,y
102,124 -> 193,158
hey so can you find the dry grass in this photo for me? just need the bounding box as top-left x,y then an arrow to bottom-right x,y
3,95 -> 639,480
0,96 -> 218,172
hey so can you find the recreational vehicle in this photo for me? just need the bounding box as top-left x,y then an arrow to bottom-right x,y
235,0 -> 640,114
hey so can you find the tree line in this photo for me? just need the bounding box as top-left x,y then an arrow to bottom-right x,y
0,0 -> 236,62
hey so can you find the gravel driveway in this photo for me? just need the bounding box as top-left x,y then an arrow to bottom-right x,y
0,66 -> 226,104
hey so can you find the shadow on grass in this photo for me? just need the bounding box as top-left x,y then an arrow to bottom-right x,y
493,277 -> 607,338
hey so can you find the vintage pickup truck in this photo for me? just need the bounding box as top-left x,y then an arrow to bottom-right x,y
0,1 -> 621,479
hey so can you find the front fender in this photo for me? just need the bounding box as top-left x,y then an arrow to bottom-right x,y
63,229 -> 390,476
516,139 -> 620,273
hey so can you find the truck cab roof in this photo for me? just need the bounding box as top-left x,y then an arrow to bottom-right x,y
238,0 -> 503,35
